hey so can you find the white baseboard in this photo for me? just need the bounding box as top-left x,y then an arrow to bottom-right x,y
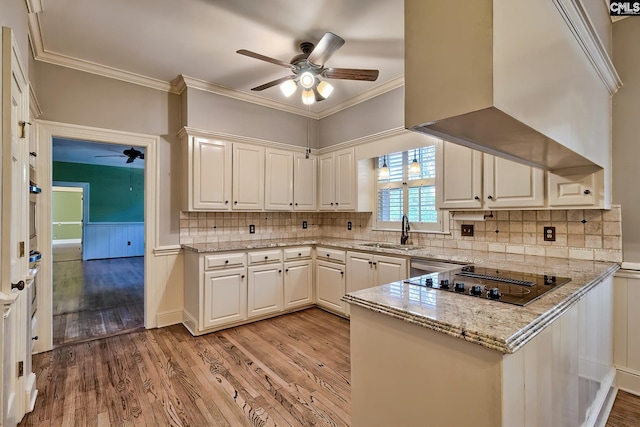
616,367 -> 640,396
156,309 -> 183,328
52,239 -> 81,245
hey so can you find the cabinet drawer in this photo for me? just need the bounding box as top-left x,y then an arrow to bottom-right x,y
316,247 -> 346,263
283,247 -> 312,261
248,249 -> 283,265
204,252 -> 247,270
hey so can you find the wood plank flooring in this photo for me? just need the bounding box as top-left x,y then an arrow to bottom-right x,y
53,256 -> 144,346
21,308 -> 351,427
22,305 -> 640,426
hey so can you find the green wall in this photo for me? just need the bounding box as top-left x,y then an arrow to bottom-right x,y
53,161 -> 144,222
52,189 -> 83,240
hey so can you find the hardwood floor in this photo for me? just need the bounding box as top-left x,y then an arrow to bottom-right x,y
53,256 -> 144,346
21,308 -> 351,427
607,390 -> 640,427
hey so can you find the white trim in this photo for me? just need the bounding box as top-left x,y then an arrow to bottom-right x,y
553,0 -> 622,95
178,126 -> 316,153
156,309 -> 183,328
153,245 -> 182,256
29,84 -> 42,119
621,262 -> 640,272
52,239 -> 80,245
35,120 -> 159,353
616,367 -> 640,396
317,127 -> 408,155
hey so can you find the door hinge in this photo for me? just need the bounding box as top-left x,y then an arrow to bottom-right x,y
18,361 -> 23,377
19,121 -> 31,139
19,241 -> 25,258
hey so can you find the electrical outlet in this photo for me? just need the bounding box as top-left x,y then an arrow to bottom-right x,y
544,226 -> 556,241
249,224 -> 255,234
461,224 -> 474,237
302,221 -> 308,229
347,221 -> 352,230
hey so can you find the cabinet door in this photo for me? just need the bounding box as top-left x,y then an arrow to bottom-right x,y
284,260 -> 313,309
374,255 -> 408,286
315,260 -> 345,313
548,170 -> 601,207
484,154 -> 544,208
203,268 -> 247,328
247,264 -> 284,318
232,143 -> 264,210
293,152 -> 317,210
265,148 -> 293,210
436,142 -> 483,209
346,252 -> 374,294
318,153 -> 335,210
192,137 -> 232,210
335,148 -> 356,210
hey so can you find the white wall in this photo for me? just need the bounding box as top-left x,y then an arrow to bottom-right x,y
612,19 -> 640,263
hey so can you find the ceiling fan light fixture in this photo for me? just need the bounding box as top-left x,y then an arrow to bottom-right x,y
301,88 -> 315,105
299,71 -> 315,89
316,80 -> 334,99
280,79 -> 297,97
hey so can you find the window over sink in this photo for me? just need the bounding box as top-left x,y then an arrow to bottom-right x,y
376,145 -> 443,232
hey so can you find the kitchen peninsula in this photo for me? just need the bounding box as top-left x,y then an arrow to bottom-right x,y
344,254 -> 618,427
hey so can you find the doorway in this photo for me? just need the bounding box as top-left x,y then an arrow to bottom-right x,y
51,185 -> 84,262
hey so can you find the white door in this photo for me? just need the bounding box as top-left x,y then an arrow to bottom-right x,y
374,255 -> 408,286
335,148 -> 355,210
315,260 -> 345,313
293,153 -> 317,210
436,142 -> 483,209
483,154 -> 544,208
283,260 -> 312,309
318,153 -> 335,210
264,148 -> 293,210
202,268 -> 247,328
1,27 -> 30,427
247,264 -> 283,318
232,143 -> 264,210
346,252 -> 374,294
192,137 -> 231,210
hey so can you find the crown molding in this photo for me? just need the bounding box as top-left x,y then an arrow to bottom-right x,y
316,75 -> 405,119
554,0 -> 622,95
316,126 -> 408,155
29,84 -> 43,118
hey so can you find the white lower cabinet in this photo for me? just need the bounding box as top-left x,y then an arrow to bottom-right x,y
247,263 -> 284,318
203,267 -> 247,328
284,260 -> 313,309
316,258 -> 346,314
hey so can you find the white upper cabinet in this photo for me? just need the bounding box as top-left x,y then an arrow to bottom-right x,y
265,148 -> 294,210
293,152 -> 317,210
483,154 -> 544,208
319,148 -> 356,211
437,141 -> 544,210
548,169 -> 604,208
232,143 -> 264,210
184,136 -> 232,211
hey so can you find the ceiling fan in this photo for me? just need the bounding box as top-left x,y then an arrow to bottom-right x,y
237,32 -> 379,105
95,147 -> 145,164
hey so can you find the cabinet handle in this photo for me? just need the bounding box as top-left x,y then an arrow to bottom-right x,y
234,201 -> 238,204
368,261 -> 373,265
225,260 -> 229,264
278,269 -> 282,273
487,195 -> 493,200
584,189 -> 591,195
326,254 -> 330,257
474,196 -> 480,200
336,202 -> 339,205
225,200 -> 229,204
241,275 -> 245,279
264,256 -> 269,260
330,203 -> 334,206
372,262 -> 377,267
11,280 -> 24,291
289,203 -> 293,206
340,271 -> 344,276
295,203 -> 298,206
298,253 -> 302,256
285,268 -> 289,273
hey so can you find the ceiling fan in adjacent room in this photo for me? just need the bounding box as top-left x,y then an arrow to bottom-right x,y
95,147 -> 145,164
236,32 -> 379,105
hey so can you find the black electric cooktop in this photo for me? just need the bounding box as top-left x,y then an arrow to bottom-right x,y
404,265 -> 572,306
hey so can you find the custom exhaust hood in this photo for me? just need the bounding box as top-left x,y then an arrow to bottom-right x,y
404,0 -> 620,174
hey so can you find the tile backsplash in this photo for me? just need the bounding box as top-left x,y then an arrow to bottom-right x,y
180,206 -> 623,263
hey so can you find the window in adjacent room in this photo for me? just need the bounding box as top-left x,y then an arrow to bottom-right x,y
376,145 -> 442,232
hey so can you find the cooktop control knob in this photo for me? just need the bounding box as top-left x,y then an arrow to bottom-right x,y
487,288 -> 502,300
439,279 -> 450,289
454,282 -> 465,293
470,285 -> 482,296
425,278 -> 433,287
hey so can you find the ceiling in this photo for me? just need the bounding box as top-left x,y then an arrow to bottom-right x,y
29,0 -> 405,117
52,138 -> 145,169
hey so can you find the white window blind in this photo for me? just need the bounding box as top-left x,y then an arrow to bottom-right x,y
376,145 -> 440,231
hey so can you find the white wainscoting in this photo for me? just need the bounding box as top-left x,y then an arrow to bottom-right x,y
614,269 -> 640,395
83,222 -> 144,260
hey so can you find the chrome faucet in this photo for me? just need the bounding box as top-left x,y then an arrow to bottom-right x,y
401,214 -> 410,245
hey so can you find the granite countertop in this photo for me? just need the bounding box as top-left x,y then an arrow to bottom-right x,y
182,238 -> 619,354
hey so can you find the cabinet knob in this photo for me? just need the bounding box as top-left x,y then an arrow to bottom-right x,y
474,196 -> 480,201
264,256 -> 269,260
241,275 -> 245,279
225,260 -> 229,264
326,254 -> 330,257
295,203 -> 298,206
285,268 -> 289,273
331,202 -> 334,206
278,269 -> 282,273
298,253 -> 302,256
234,201 -> 238,204
584,189 -> 591,195
289,203 -> 293,206
336,202 -> 339,205
340,271 -> 344,276
368,261 -> 373,265
487,195 -> 493,200
372,262 -> 377,267
225,200 -> 229,204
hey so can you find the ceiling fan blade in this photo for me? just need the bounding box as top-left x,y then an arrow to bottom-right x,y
94,155 -> 125,158
323,67 -> 379,81
126,157 -> 134,164
236,49 -> 292,68
251,75 -> 296,91
139,153 -> 145,160
307,32 -> 345,66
